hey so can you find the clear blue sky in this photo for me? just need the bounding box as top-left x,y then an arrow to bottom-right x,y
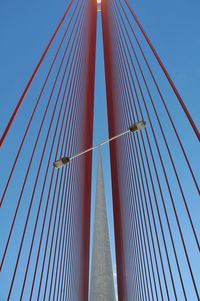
0,0 -> 199,300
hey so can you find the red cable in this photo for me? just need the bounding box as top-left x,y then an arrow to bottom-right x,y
118,0 -> 199,193
112,5 -> 198,298
114,0 -> 199,253
29,16 -> 86,300
111,7 -> 168,300
0,0 -> 80,208
55,48 -> 86,300
6,8 -> 85,297
102,2 -> 128,299
0,0 -> 82,271
0,0 -> 75,147
114,29 -> 169,299
47,36 -> 85,301
124,0 -> 200,142
115,48 -> 159,301
19,18 -> 84,298
44,37 -> 85,301
111,6 -> 192,298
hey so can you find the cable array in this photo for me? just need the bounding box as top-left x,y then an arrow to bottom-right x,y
102,1 -> 200,300
1,1 -> 199,300
0,1 -> 97,300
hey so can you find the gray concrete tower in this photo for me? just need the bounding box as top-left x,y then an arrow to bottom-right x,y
90,150 -> 116,301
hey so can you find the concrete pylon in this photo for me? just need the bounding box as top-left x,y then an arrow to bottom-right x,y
90,149 -> 116,301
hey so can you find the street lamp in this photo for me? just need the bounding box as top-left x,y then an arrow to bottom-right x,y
53,120 -> 146,169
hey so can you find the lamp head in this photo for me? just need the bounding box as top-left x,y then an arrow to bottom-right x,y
129,120 -> 146,133
53,156 -> 70,169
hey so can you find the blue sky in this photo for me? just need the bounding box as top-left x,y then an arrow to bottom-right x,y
0,0 -> 199,300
